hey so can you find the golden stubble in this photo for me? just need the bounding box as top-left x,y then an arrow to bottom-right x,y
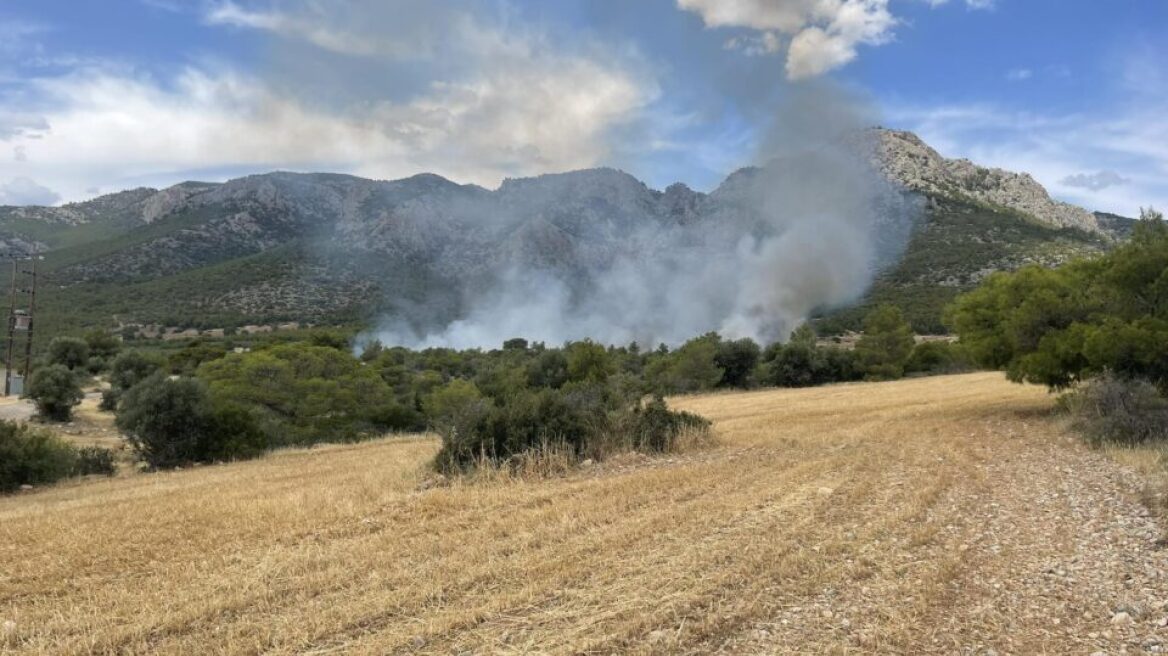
0,373 -> 1144,654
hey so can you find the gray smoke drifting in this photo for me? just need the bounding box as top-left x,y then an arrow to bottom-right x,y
368,86 -> 922,349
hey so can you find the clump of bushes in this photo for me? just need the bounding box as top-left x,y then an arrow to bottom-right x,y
100,350 -> 165,412
904,340 -> 973,376
429,380 -> 712,475
0,420 -> 116,493
613,396 -> 712,453
1061,372 -> 1168,446
116,373 -> 268,469
25,364 -> 83,421
73,446 -> 118,477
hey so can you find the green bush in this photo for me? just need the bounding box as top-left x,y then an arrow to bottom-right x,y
615,396 -> 712,452
714,337 -> 761,388
647,336 -> 724,394
99,388 -> 120,412
761,341 -> 860,388
73,446 -> 117,477
47,337 -> 90,371
431,384 -> 710,475
855,304 -> 915,380
85,356 -> 108,376
109,350 -> 164,392
26,364 -> 83,421
197,343 -> 403,445
1061,373 -> 1168,446
948,209 -> 1168,391
0,421 -> 80,492
117,373 -> 268,469
84,329 -> 122,361
904,341 -> 974,376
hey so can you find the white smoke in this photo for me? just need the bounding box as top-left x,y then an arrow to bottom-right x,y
368,86 -> 922,349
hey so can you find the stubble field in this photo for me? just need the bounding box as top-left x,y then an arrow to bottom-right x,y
2,372 -> 1166,654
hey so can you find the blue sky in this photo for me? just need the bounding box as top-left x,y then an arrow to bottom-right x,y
0,0 -> 1165,216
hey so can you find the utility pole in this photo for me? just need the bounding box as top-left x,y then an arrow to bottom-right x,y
4,254 -> 39,396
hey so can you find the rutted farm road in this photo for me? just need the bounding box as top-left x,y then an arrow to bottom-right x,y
2,373 -> 1167,654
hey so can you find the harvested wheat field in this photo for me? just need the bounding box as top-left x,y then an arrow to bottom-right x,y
3,372 -> 1168,654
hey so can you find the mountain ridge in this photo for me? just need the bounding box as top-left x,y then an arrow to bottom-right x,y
0,129 -> 1132,337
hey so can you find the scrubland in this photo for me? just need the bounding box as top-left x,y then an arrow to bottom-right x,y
2,372 -> 1166,654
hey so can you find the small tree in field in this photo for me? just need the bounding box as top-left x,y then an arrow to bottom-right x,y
855,305 -> 915,380
117,373 -> 267,469
47,337 -> 90,371
25,365 -> 83,421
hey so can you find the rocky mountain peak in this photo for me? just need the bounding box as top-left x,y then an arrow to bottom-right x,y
869,128 -> 1099,233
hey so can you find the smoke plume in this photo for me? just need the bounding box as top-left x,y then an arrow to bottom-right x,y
368,85 -> 922,349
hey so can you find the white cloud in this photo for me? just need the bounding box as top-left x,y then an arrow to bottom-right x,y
0,2 -> 660,202
923,0 -> 995,8
205,1 -> 408,58
724,32 -> 782,57
0,177 -> 60,206
1006,68 -> 1032,81
1061,170 -> 1129,191
679,0 -> 895,79
679,0 -> 992,80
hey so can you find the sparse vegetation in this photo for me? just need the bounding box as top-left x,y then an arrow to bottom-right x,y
1060,373 -> 1168,446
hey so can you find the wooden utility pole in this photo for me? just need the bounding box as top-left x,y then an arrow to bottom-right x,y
4,255 -> 39,396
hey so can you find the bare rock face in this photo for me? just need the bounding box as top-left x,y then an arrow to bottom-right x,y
869,129 -> 1099,233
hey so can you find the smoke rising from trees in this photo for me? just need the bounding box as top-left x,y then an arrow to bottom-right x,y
368,86 -> 922,349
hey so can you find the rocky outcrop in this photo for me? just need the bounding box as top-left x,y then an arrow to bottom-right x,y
869,129 -> 1099,233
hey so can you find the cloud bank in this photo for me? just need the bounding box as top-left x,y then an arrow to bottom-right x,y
0,2 -> 660,202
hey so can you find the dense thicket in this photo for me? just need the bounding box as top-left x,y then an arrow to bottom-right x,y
948,209 -> 1168,446
948,209 -> 1168,391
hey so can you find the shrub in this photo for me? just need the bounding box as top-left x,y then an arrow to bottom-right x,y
0,421 -> 79,492
647,336 -> 724,394
904,340 -> 973,376
117,373 -> 268,468
196,343 -> 400,445
99,388 -> 120,412
431,384 -> 711,475
714,337 -> 761,388
109,350 -> 164,392
73,446 -> 117,477
167,341 -> 228,375
26,364 -> 83,421
47,337 -> 90,371
855,304 -> 915,380
84,329 -> 122,361
762,342 -> 860,388
85,356 -> 108,376
615,396 -> 712,452
1061,373 -> 1168,446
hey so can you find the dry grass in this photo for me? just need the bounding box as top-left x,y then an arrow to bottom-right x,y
0,373 -> 1153,654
